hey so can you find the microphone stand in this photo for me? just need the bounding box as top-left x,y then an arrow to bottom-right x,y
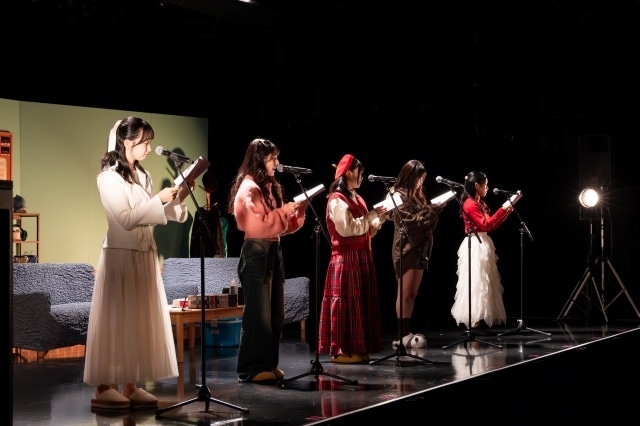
443,189 -> 502,350
279,173 -> 357,387
369,182 -> 437,366
157,156 -> 249,419
498,199 -> 550,338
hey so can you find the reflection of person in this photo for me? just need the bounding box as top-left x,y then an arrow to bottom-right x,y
190,170 -> 225,258
450,170 -> 513,334
389,160 -> 445,347
84,116 -> 194,409
228,138 -> 308,383
318,154 -> 388,364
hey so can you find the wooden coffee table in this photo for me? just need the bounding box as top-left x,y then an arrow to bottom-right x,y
169,306 -> 243,363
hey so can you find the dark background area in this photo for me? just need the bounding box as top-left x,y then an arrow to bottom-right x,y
2,0 -> 639,328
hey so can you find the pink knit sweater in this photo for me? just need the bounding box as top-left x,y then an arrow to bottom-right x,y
233,176 -> 305,240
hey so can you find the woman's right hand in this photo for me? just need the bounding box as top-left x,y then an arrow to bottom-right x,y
159,187 -> 179,203
286,202 -> 298,215
374,205 -> 389,217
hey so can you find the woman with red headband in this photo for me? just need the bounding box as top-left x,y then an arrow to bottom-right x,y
318,154 -> 389,364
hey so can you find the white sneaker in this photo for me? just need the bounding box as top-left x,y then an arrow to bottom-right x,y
392,333 -> 415,348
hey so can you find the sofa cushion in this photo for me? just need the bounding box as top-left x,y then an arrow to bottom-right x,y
50,302 -> 92,346
13,263 -> 95,305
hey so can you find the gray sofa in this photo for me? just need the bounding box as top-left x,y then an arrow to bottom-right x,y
162,257 -> 310,330
12,263 -> 95,359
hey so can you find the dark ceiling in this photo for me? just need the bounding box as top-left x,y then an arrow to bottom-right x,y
3,1 -> 640,318
3,0 -> 640,127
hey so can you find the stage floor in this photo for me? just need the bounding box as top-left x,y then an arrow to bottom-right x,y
12,316 -> 640,425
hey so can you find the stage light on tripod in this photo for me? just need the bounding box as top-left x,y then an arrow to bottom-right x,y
579,188 -> 599,208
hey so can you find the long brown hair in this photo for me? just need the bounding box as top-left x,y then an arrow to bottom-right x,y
227,138 -> 284,215
394,159 -> 427,205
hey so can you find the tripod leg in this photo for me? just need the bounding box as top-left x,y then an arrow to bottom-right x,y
521,326 -> 552,336
498,319 -> 524,337
603,259 -> 640,317
589,277 -> 608,323
557,268 -> 591,321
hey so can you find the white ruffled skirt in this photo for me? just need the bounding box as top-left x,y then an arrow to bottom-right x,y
451,232 -> 507,328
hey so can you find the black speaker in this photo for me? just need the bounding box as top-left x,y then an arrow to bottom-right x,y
578,134 -> 611,189
1,179 -> 12,420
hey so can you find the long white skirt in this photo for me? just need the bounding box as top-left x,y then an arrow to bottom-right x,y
83,248 -> 178,386
451,232 -> 507,328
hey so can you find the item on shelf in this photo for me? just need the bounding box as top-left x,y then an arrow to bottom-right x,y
13,194 -> 27,212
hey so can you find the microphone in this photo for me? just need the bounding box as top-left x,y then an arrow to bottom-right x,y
155,146 -> 194,164
276,164 -> 313,174
368,175 -> 396,183
493,188 -> 519,195
435,176 -> 463,188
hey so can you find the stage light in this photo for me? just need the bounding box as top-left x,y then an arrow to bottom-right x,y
579,188 -> 599,208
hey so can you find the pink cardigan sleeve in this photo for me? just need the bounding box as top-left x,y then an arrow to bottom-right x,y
233,178 -> 305,239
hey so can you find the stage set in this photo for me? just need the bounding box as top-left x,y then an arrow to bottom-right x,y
12,312 -> 640,425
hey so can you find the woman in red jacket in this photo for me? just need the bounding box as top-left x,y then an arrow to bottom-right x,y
451,170 -> 513,334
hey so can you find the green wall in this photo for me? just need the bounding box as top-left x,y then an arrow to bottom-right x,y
1,98 -> 208,267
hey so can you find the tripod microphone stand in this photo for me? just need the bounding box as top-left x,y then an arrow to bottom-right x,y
370,184 -> 437,366
443,193 -> 502,350
498,200 -> 550,338
557,205 -> 640,323
279,174 -> 357,388
157,156 -> 249,418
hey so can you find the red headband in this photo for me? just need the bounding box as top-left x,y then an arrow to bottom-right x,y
334,154 -> 354,179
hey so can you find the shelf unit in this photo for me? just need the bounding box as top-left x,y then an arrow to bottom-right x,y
0,131 -> 11,181
13,212 -> 39,262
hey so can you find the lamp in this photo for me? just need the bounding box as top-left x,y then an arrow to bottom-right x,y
559,186 -> 640,321
579,188 -> 602,220
578,188 -> 599,208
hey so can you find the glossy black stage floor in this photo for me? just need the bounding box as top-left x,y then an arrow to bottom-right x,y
12,316 -> 640,425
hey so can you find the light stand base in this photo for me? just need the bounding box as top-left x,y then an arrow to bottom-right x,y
557,257 -> 640,323
498,319 -> 551,337
156,384 -> 249,418
278,355 -> 358,387
369,342 -> 439,366
442,329 -> 502,350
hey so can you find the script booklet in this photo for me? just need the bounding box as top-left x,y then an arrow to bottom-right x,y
174,156 -> 210,189
293,184 -> 326,203
373,193 -> 403,210
431,190 -> 456,206
502,190 -> 523,208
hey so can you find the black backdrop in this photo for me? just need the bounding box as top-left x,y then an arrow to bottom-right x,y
2,0 -> 639,327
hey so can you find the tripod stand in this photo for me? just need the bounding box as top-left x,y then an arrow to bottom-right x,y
370,185 -> 437,366
443,210 -> 502,350
157,157 -> 248,418
557,211 -> 640,323
279,175 -> 357,387
498,205 -> 550,338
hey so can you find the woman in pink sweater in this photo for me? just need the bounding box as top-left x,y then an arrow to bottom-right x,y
227,138 -> 308,383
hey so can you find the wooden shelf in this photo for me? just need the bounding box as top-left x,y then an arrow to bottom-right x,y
13,212 -> 39,262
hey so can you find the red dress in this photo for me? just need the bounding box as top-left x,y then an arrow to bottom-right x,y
318,191 -> 384,357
